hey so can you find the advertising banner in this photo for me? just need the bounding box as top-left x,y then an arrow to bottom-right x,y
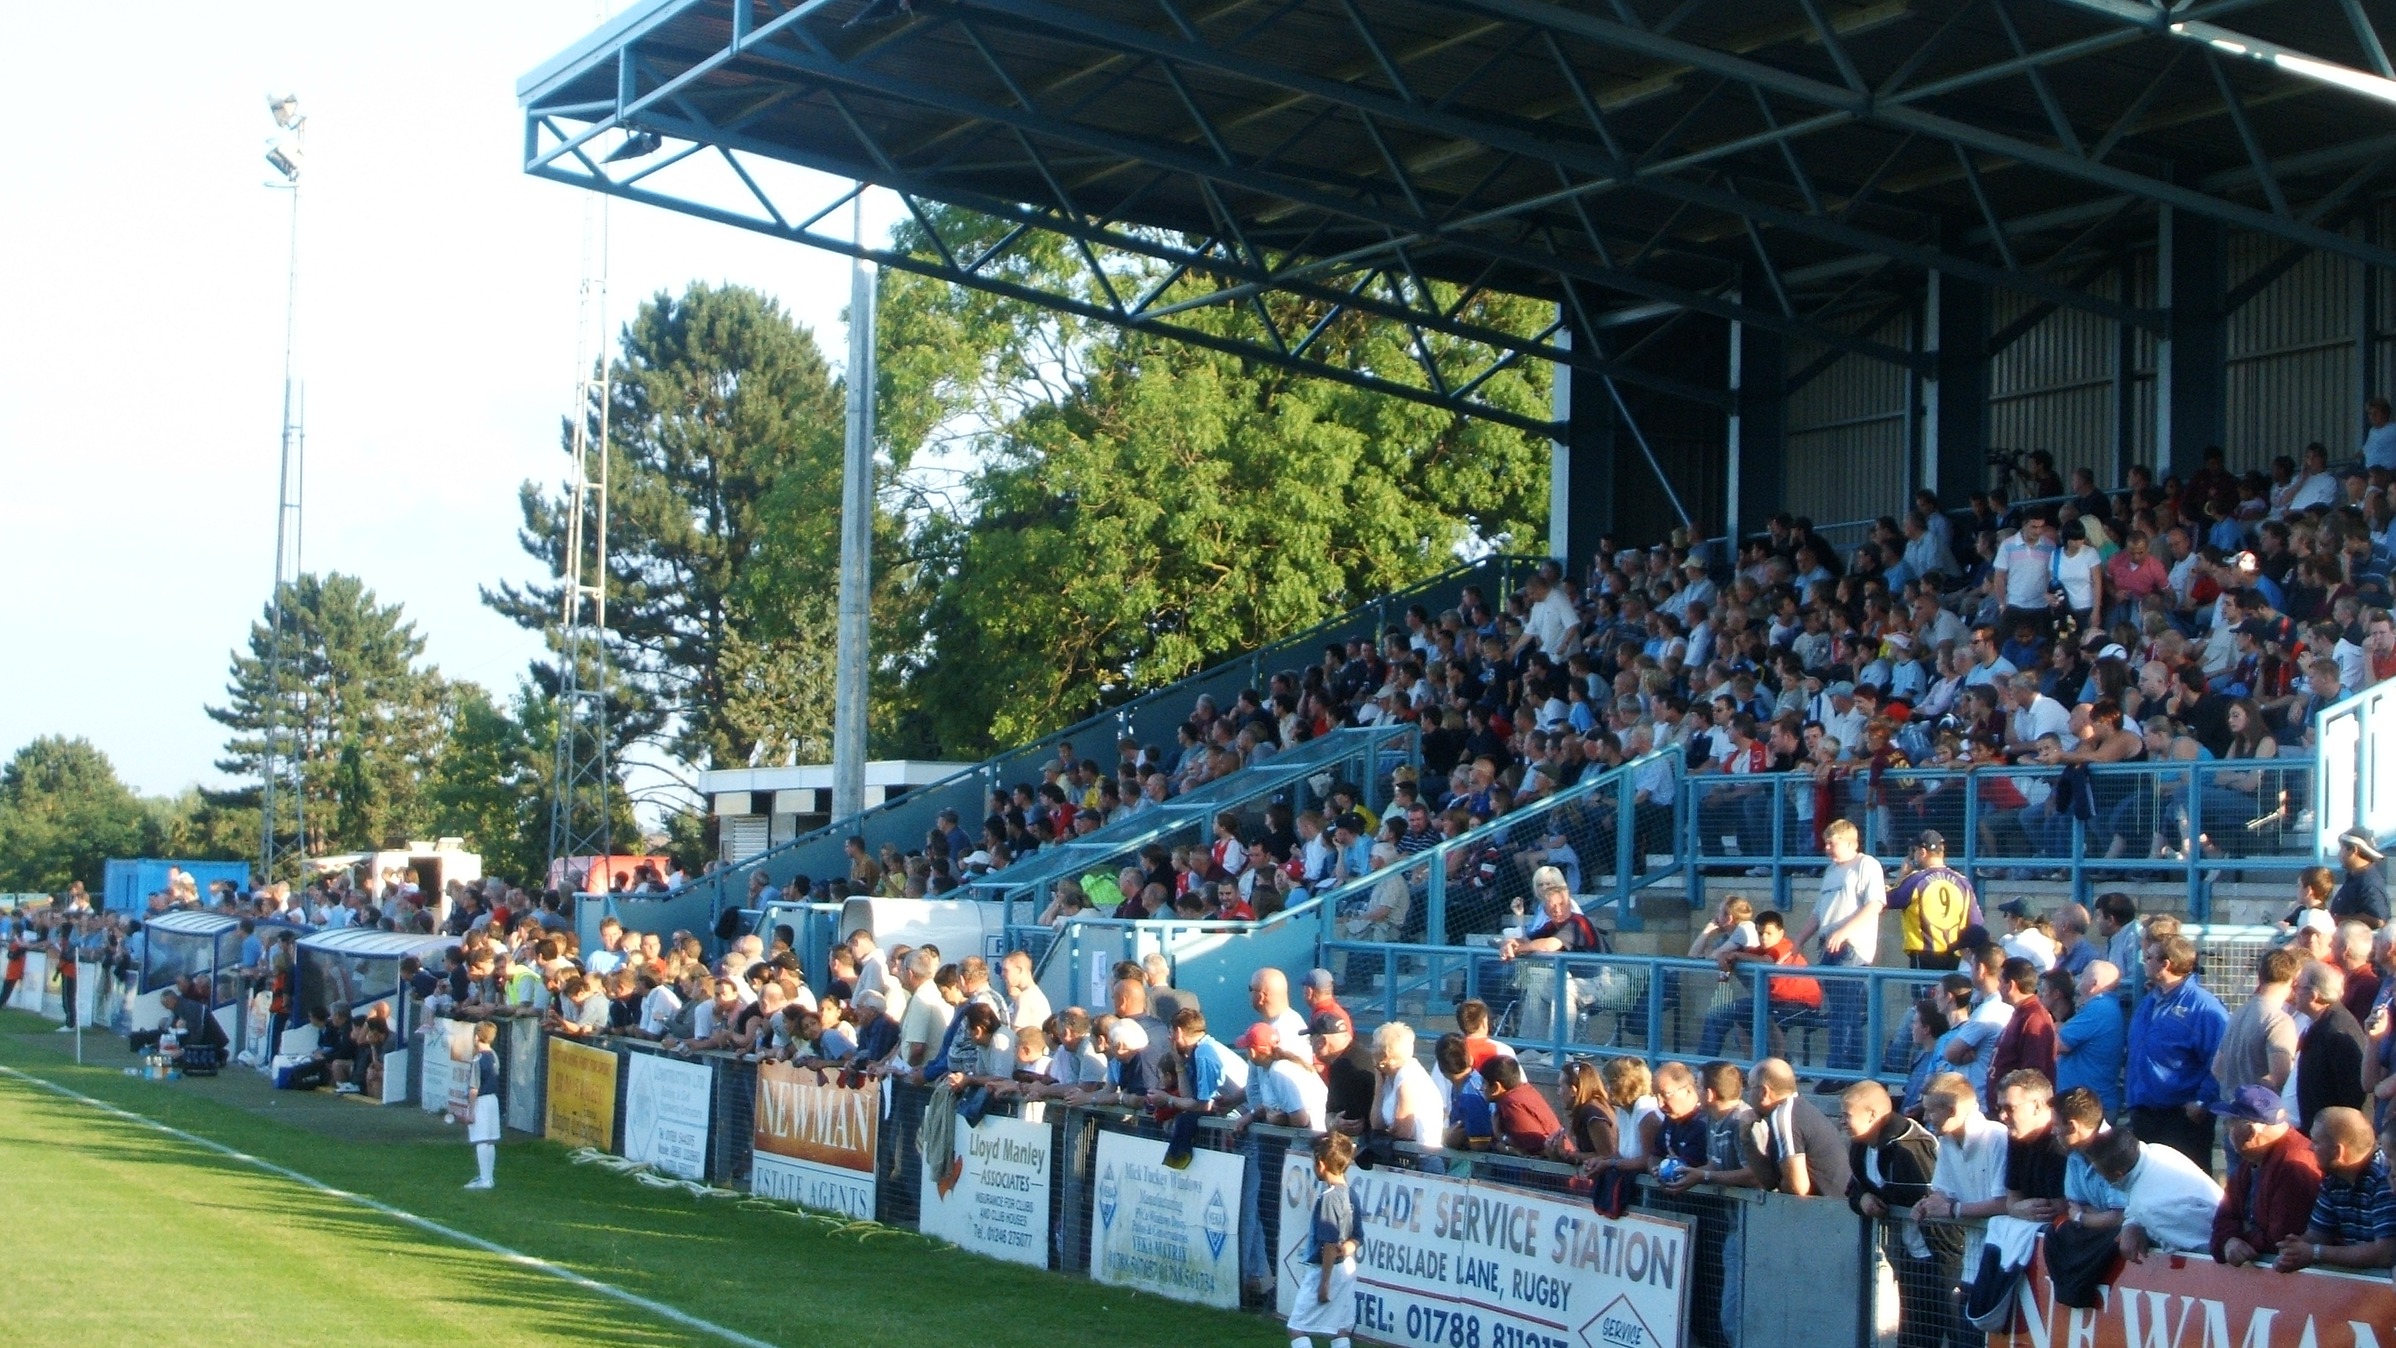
503,1021 -> 544,1133
544,1037 -> 620,1152
751,1061 -> 877,1218
1275,1154 -> 1691,1348
1090,1131 -> 1243,1309
622,1052 -> 712,1180
422,1019 -> 473,1117
919,1111 -> 1051,1267
1993,1244 -> 2396,1348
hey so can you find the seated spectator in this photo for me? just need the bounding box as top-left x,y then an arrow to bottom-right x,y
1698,909 -> 1822,1057
2085,1126 -> 2225,1261
1485,1055 -> 1564,1156
2274,1107 -> 2396,1273
2208,1085 -> 2324,1267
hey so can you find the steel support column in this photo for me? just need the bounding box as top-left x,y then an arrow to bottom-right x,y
2158,207 -> 2228,479
1923,270 -> 1988,509
1728,317 -> 1786,541
1549,323 -> 1616,566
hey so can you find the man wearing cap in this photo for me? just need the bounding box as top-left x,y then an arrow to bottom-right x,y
2286,909 -> 2335,964
1499,866 -> 1602,1041
2210,1086 -> 2323,1266
2332,831 -> 2389,929
1885,832 -> 1978,970
1996,899 -> 2059,972
1815,682 -> 1866,761
1230,1019 -> 1330,1298
1309,1010 -> 1376,1134
1298,969 -> 1348,1039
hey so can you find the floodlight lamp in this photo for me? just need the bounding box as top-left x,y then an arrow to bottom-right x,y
605,129 -> 663,162
266,139 -> 302,183
268,93 -> 302,130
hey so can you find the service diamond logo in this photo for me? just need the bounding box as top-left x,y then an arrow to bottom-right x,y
1097,1162 -> 1119,1230
1581,1294 -> 1655,1348
1203,1188 -> 1230,1260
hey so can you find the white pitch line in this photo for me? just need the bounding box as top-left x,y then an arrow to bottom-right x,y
0,1064 -> 779,1348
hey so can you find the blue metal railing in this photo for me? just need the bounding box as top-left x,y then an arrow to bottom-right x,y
670,553 -> 1541,925
1679,755 -> 2315,921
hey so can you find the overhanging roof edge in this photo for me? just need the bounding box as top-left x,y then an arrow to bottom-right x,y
518,0 -> 695,103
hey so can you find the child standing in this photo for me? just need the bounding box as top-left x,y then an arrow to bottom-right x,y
1288,1132 -> 1362,1348
463,1021 -> 501,1190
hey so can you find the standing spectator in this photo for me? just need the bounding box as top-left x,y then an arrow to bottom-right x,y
1920,1074 -> 2011,1279
1158,1007 -> 1247,1115
1001,951 -> 1050,1034
1940,946 -> 2014,1098
1285,1132 -> 1363,1348
1310,1010 -> 1376,1134
1985,958 -> 2058,1110
2127,935 -> 2229,1170
2292,961 -> 2370,1131
1298,969 -> 1349,1036
1794,819 -> 1884,1080
1840,1080 -> 1952,1348
1248,967 -> 1311,1044
2215,947 -> 2302,1097
2274,1107 -> 2396,1273
2085,1128 -> 2225,1260
1485,1056 -> 1564,1155
1997,1071 -> 2068,1220
2332,830 -> 2389,929
1231,1024 -> 1326,1132
2056,960 -> 2126,1117
2208,1086 -> 2323,1267
1993,513 -> 2059,644
2094,892 -> 2144,983
2051,903 -> 2100,979
1368,1022 -> 1445,1154
1750,1057 -> 1851,1198
462,1021 -> 501,1191
1885,831 -> 1977,969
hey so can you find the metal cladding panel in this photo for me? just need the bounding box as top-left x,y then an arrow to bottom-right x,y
2227,349 -> 2359,465
2222,225 -> 2369,467
1992,383 -> 2115,469
1785,417 -> 1907,527
1990,287 -> 2114,395
1781,310 -> 1913,528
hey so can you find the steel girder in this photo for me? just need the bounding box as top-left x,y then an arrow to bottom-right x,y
520,0 -> 2396,426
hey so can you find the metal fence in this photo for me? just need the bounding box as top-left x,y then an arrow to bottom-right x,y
1682,756 -> 2316,921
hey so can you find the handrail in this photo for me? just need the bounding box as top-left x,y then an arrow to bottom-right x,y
1678,753 -> 2318,920
667,552 -> 1544,922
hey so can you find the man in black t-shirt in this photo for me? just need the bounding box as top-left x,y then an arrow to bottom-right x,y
1998,1070 -> 2068,1219
1308,1010 -> 1376,1134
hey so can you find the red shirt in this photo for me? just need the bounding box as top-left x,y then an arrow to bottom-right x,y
1462,1034 -> 1507,1071
1493,1083 -> 1564,1154
1986,996 -> 2058,1109
2211,1127 -> 2322,1261
1755,938 -> 1821,1008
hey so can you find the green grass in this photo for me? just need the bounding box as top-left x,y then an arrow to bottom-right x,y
0,1011 -> 1286,1347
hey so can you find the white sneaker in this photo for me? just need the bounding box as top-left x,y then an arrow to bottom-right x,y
334,1083 -> 362,1095
55,1025 -> 75,1033
463,1178 -> 494,1191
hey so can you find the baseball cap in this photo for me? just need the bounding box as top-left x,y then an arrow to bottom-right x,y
1301,968 -> 1337,993
1333,813 -> 1366,834
1827,680 -> 1856,697
1915,829 -> 1947,851
1996,898 -> 2034,920
1233,1023 -> 1279,1050
2208,1084 -> 2289,1125
1308,1010 -> 1352,1037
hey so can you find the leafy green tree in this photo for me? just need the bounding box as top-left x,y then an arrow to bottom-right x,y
486,283 -> 872,774
421,682 -> 545,886
0,736 -> 150,892
205,572 -> 446,858
879,206 -> 1553,755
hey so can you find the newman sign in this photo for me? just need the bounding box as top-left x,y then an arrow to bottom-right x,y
1993,1245 -> 2396,1348
751,1062 -> 878,1218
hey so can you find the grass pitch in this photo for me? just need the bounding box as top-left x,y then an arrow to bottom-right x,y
0,1011 -> 1286,1347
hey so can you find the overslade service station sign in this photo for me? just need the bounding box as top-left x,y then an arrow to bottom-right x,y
1278,1155 -> 1691,1348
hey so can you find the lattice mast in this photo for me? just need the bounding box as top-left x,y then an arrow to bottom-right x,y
549,185 -> 613,879
260,93 -> 307,880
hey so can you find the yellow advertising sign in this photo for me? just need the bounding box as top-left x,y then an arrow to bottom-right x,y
543,1036 -> 620,1152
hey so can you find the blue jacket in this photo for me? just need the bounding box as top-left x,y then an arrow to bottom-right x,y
2056,995 -> 2126,1117
2127,977 -> 2228,1110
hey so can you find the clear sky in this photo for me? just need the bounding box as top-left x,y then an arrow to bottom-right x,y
0,3 -> 901,801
